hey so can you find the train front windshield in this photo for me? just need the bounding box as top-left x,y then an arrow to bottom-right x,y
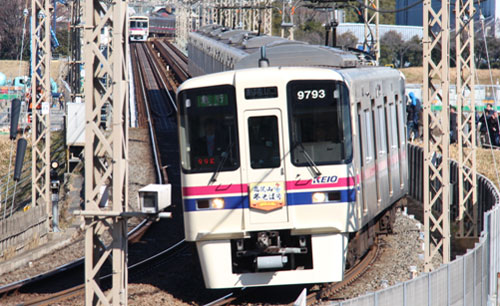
130,20 -> 148,28
288,80 -> 352,165
178,85 -> 239,173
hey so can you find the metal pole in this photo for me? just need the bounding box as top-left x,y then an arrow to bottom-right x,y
83,0 -> 129,304
455,0 -> 478,241
364,0 -> 379,61
423,0 -> 451,271
31,0 -> 52,227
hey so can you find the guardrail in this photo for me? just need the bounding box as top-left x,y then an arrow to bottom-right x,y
328,144 -> 500,306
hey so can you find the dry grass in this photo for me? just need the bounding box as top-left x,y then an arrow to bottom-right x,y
0,135 -> 17,176
0,60 -> 65,83
400,67 -> 500,85
449,144 -> 500,189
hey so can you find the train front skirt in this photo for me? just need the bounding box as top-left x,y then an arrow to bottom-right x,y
196,233 -> 348,288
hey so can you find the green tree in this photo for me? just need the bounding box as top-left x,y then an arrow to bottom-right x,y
403,35 -> 422,67
343,0 -> 396,25
54,25 -> 70,58
380,30 -> 404,67
294,19 -> 324,45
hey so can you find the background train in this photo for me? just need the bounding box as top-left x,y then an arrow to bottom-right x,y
129,15 -> 149,41
177,25 -> 408,288
129,14 -> 176,41
149,15 -> 176,38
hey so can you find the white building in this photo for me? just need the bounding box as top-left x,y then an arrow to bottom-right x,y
336,23 -> 423,46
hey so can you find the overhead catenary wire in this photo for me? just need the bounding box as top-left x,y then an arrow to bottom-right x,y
16,0 -> 30,97
477,8 -> 500,188
351,0 -> 424,14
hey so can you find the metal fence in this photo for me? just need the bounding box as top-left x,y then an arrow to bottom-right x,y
328,144 -> 500,306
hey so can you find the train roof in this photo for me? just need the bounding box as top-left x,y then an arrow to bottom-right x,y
235,44 -> 361,69
190,25 -> 375,69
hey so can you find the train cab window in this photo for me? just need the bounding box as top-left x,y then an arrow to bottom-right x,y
287,80 -> 352,166
248,116 -> 280,169
177,85 -> 239,173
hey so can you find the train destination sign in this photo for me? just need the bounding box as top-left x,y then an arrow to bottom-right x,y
244,86 -> 278,100
249,181 -> 285,211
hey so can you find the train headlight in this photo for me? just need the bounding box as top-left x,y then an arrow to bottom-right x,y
210,198 -> 225,209
312,192 -> 327,203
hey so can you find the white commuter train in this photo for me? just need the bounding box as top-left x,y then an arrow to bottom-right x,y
129,15 -> 149,42
176,25 -> 408,289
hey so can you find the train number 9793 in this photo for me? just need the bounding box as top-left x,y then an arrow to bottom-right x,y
297,89 -> 326,100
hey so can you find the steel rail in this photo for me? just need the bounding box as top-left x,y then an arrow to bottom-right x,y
142,42 -> 178,112
132,43 -> 164,184
152,39 -> 189,84
10,41 -> 183,305
19,239 -> 187,306
0,43 -> 172,301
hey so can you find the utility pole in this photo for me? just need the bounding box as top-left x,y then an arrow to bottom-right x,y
82,0 -> 129,304
31,0 -> 52,222
423,0 -> 451,272
455,0 -> 477,243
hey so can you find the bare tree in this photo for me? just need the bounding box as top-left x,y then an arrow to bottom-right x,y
0,0 -> 26,60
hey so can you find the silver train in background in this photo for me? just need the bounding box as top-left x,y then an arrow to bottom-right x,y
177,25 -> 409,288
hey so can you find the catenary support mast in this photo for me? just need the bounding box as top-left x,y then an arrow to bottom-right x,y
455,0 -> 478,241
83,0 -> 129,304
423,0 -> 451,272
31,0 -> 52,222
363,0 -> 379,61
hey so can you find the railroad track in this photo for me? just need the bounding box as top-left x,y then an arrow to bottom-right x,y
0,41 -> 190,306
0,218 -> 152,300
18,240 -> 188,306
151,38 -> 189,85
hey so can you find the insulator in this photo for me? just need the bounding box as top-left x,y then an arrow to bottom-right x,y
14,138 -> 27,181
10,98 -> 21,140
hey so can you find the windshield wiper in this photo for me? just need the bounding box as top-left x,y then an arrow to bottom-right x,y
208,151 -> 228,185
294,142 -> 322,178
208,135 -> 236,187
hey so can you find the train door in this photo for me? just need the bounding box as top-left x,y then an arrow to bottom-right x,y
388,103 -> 400,196
375,104 -> 388,204
244,110 -> 289,227
371,101 -> 381,205
358,106 -> 377,219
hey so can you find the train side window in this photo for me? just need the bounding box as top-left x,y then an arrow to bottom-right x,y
390,104 -> 398,149
364,110 -> 373,162
377,106 -> 386,154
370,100 -> 377,160
396,95 -> 406,146
357,104 -> 363,167
384,101 -> 392,151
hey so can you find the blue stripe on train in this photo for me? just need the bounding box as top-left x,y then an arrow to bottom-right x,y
183,188 -> 356,212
